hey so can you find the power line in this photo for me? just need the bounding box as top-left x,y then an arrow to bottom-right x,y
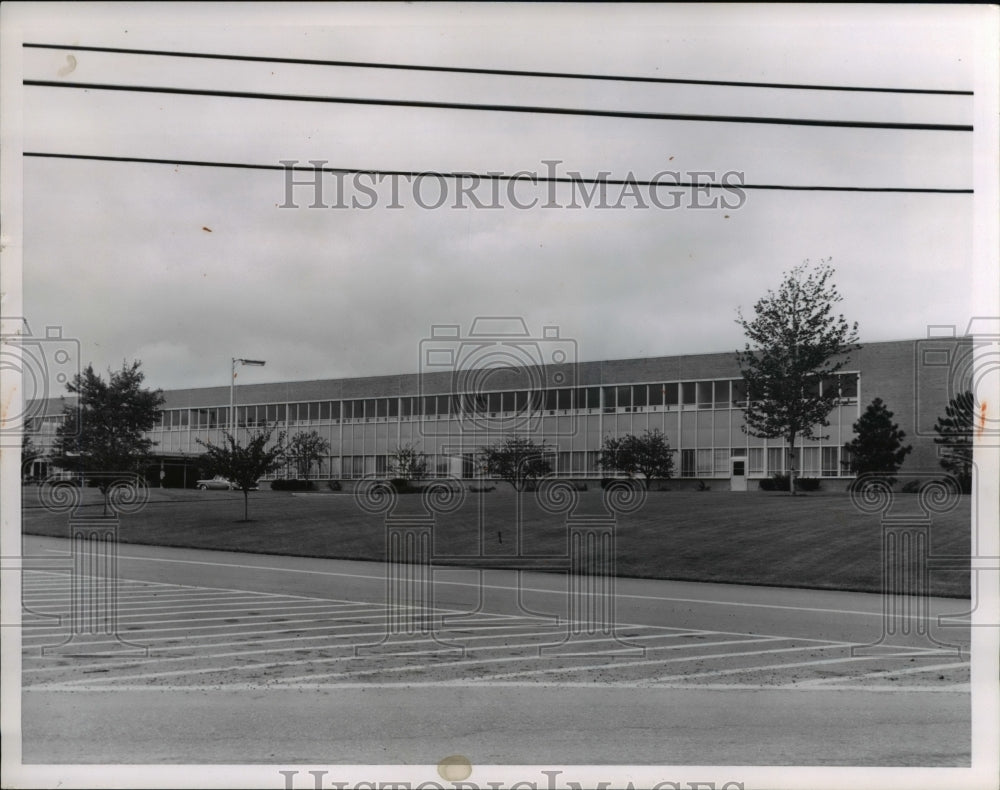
23,80 -> 973,132
23,42 -> 973,97
22,152 -> 974,194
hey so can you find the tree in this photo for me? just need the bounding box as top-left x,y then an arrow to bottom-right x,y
598,429 -> 675,489
843,397 -> 912,486
736,260 -> 860,495
51,360 -> 165,513
478,436 -> 553,492
389,443 -> 428,481
21,433 -> 42,480
286,430 -> 331,482
932,390 -> 974,494
198,424 -> 287,521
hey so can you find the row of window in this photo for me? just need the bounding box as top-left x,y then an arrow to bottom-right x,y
153,374 -> 860,430
271,445 -> 852,480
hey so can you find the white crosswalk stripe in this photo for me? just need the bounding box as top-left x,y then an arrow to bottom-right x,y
21,570 -> 970,692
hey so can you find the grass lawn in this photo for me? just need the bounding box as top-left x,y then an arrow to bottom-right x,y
20,485 -> 971,597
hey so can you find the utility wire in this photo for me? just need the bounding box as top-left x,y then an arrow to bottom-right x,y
22,152 -> 974,194
23,42 -> 973,96
23,80 -> 973,132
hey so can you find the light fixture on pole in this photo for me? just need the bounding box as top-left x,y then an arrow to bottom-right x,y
230,358 -> 266,435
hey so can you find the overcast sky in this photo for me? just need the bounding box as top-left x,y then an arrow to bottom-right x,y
7,4 -> 995,394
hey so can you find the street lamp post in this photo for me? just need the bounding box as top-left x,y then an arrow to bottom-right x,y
230,358 -> 266,436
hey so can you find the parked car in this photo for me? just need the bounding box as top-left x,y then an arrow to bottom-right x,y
196,475 -> 258,491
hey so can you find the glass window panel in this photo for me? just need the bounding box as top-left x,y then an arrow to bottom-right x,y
616,385 -> 631,408
767,447 -> 784,474
423,395 -> 437,416
178,409 -> 189,427
714,381 -> 729,406
714,449 -> 730,472
697,381 -> 713,406
558,388 -> 572,410
731,379 -> 747,405
804,378 -> 821,398
602,386 -> 616,411
489,392 -> 502,412
437,395 -> 451,415
275,404 -> 286,422
663,382 -> 678,406
377,398 -> 388,418
697,449 -> 713,475
840,373 -> 858,399
748,447 -> 765,474
801,446 -> 820,475
545,389 -> 558,411
400,398 -> 411,417
681,382 -> 696,405
388,398 -> 398,417
632,385 -> 647,407
822,447 -> 839,476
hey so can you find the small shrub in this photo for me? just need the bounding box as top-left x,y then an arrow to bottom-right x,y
572,481 -> 588,491
270,479 -> 315,491
600,478 -> 617,490
696,480 -> 711,492
759,474 -> 819,492
468,484 -> 496,493
327,480 -> 342,491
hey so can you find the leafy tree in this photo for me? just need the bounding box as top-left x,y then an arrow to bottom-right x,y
51,361 -> 165,513
598,429 -> 675,489
478,436 -> 553,492
21,433 -> 41,480
843,397 -> 912,486
198,424 -> 287,521
286,430 -> 331,481
389,443 -> 428,481
932,390 -> 974,494
736,260 -> 860,495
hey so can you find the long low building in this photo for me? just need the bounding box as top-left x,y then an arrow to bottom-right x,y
25,334 -> 970,491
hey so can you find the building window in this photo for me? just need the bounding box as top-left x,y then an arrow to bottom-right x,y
767,447 -> 785,475
696,381 -> 713,409
748,447 -> 764,474
602,386 -> 616,413
681,382 -> 697,407
681,449 -> 696,477
731,379 -> 747,407
632,385 -> 647,409
696,449 -> 713,476
822,447 -> 840,477
713,449 -> 730,474
801,446 -> 820,476
662,382 -> 678,408
714,381 -> 730,408
839,373 -> 859,402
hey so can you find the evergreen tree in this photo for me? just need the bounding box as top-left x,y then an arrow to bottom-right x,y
843,397 -> 912,486
932,390 -> 974,494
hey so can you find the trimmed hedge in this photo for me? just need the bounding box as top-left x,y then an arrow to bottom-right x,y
270,479 -> 315,491
759,474 -> 820,492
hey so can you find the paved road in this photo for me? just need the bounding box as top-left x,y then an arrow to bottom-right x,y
16,534 -> 972,767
